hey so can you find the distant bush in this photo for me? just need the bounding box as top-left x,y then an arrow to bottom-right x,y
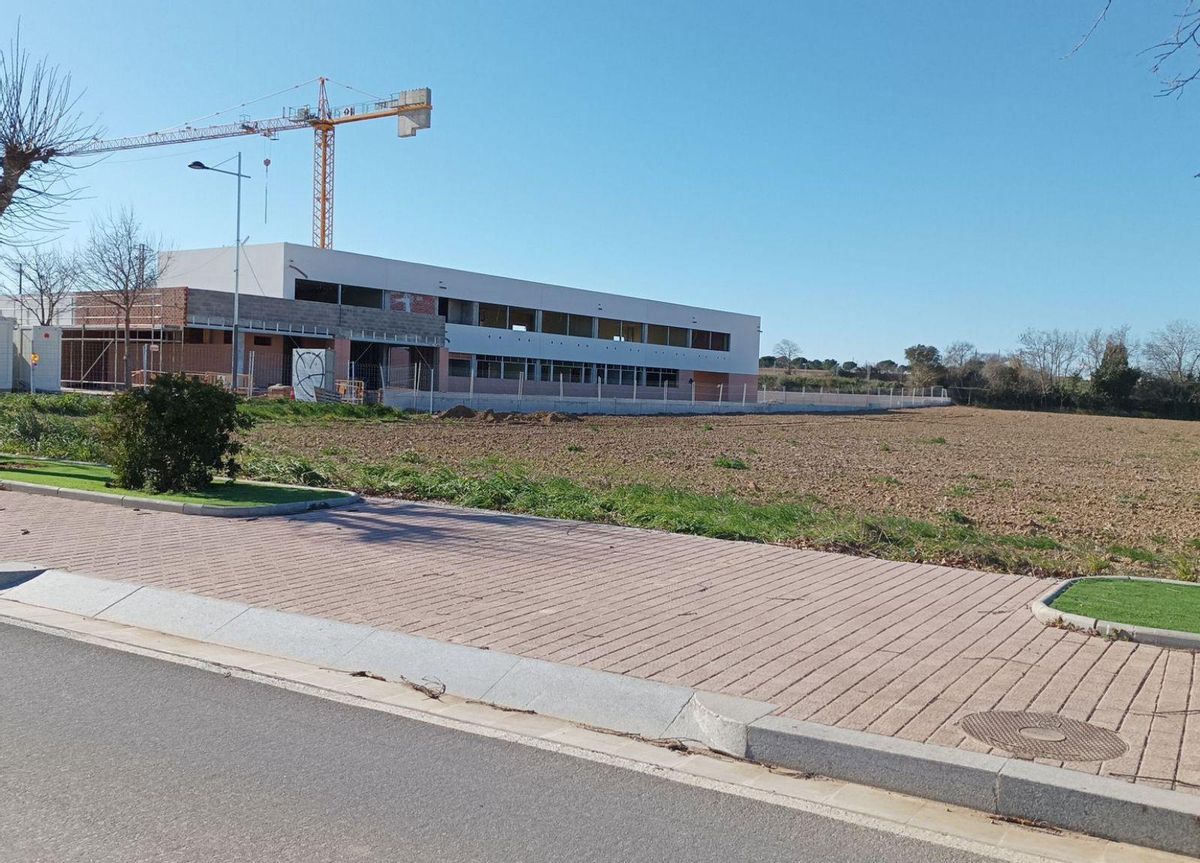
103,375 -> 252,493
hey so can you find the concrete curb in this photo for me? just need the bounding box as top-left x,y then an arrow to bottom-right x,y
4,564 -> 1198,856
0,568 -> 773,756
1031,576 -> 1200,652
0,477 -> 362,518
746,717 -> 1200,858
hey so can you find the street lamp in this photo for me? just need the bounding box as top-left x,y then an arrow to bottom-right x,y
189,154 -> 250,388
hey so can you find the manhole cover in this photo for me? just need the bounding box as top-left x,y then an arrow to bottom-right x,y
959,711 -> 1127,761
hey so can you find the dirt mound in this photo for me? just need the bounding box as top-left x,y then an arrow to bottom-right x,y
437,405 -> 477,420
538,411 -> 581,425
478,409 -> 499,423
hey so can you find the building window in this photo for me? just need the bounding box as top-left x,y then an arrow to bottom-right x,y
646,368 -> 679,387
601,364 -> 636,386
448,357 -> 472,377
688,329 -> 730,351
621,321 -> 643,343
597,318 -> 621,341
568,314 -> 594,338
646,324 -> 669,345
541,359 -> 592,383
183,328 -> 205,344
542,310 -> 569,335
440,298 -> 474,325
668,327 -> 688,347
253,335 -> 272,347
479,303 -> 507,329
340,284 -> 383,309
222,331 -> 233,345
509,306 -> 536,332
295,279 -> 339,304
476,355 -> 503,378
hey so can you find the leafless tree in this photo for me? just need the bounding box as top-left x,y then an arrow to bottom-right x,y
774,338 -> 801,372
1142,319 -> 1200,382
1,243 -> 80,324
1083,325 -> 1134,375
81,209 -> 168,389
1016,328 -> 1083,394
0,28 -> 96,242
942,341 -> 977,368
1073,2 -> 1200,97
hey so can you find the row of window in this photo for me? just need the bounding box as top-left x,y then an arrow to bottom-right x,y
450,354 -> 680,387
295,279 -> 386,309
438,298 -> 731,352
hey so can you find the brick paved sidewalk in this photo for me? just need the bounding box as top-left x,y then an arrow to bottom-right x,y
1,492 -> 1196,795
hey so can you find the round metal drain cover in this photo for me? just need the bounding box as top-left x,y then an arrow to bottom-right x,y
960,711 -> 1127,762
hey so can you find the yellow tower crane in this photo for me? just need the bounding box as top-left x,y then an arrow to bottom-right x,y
69,78 -> 432,249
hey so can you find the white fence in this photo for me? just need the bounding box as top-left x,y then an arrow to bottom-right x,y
383,384 -> 952,416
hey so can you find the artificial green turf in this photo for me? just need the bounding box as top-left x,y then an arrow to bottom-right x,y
0,455 -> 350,507
1051,577 -> 1200,635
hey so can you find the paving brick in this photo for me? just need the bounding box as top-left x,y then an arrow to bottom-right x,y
0,491 -> 1192,795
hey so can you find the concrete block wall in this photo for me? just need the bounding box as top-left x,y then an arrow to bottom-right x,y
185,290 -> 445,345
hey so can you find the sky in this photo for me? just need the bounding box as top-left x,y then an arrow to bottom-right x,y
8,1 -> 1200,363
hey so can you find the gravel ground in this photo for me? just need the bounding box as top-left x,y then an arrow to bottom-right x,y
248,406 -> 1200,570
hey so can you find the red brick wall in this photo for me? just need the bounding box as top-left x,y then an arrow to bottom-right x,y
388,291 -> 436,315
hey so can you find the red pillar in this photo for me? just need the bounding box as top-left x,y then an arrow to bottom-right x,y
333,338 -> 351,381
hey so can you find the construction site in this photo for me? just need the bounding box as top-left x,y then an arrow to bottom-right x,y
2,77 -> 948,415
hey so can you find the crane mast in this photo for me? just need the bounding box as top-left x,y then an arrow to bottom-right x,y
67,79 -> 432,249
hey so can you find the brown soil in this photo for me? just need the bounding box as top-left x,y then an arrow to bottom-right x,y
249,406 -> 1200,556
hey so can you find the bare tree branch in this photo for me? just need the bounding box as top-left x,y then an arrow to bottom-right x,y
0,243 -> 81,324
80,208 -> 169,388
1065,0 -> 1113,58
0,26 -> 98,243
1142,319 -> 1200,381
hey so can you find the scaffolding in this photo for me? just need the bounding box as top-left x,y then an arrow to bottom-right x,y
60,289 -> 186,391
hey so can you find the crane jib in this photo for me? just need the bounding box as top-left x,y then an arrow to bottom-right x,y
62,83 -> 432,250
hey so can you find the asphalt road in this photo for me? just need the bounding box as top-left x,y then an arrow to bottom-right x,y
0,624 -> 1003,863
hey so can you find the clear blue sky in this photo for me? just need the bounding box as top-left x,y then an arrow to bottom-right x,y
13,1 -> 1199,362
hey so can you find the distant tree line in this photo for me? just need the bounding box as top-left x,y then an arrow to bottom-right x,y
760,323 -> 1200,419
907,323 -> 1200,419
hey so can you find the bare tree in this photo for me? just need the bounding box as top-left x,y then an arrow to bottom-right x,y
81,209 -> 167,389
774,338 -> 801,372
1142,319 -> 1200,382
0,29 -> 96,242
1083,325 -> 1134,375
1016,328 -> 1083,394
942,341 -> 977,368
1,243 -> 80,324
1073,3 -> 1200,97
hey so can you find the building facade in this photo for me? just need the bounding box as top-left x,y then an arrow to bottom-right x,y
165,243 -> 761,401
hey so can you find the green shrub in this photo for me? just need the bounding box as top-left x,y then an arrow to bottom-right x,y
713,455 -> 749,470
103,375 -> 252,493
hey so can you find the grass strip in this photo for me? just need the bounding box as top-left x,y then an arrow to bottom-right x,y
242,448 -> 1074,574
0,455 -> 350,508
1051,578 -> 1200,634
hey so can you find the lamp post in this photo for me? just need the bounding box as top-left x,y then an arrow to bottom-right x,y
189,154 -> 250,387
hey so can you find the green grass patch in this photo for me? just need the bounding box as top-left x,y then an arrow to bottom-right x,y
713,455 -> 749,470
236,447 -> 1096,576
1106,544 -> 1162,565
919,436 -> 948,445
239,400 -> 413,424
1051,578 -> 1200,634
870,475 -> 902,486
0,455 -> 349,507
